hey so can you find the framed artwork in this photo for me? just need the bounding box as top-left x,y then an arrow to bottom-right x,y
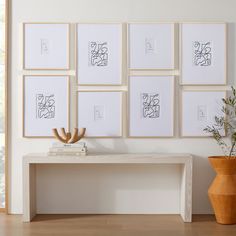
181,90 -> 226,137
180,23 -> 227,85
77,91 -> 123,137
128,23 -> 175,70
129,76 -> 174,137
23,75 -> 70,137
76,23 -> 122,85
23,23 -> 70,70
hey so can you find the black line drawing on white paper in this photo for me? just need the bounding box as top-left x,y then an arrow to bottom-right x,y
145,38 -> 157,55
88,41 -> 108,66
193,41 -> 212,66
40,38 -> 50,55
36,94 -> 55,119
141,93 -> 160,118
197,105 -> 208,121
94,105 -> 105,121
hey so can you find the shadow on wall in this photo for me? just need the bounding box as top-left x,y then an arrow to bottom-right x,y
192,155 -> 215,214
36,163 -> 181,214
75,139 -> 218,214
85,138 -> 176,154
85,138 -> 129,153
228,23 -> 235,85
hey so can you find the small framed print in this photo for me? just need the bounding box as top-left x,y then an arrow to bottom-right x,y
77,91 -> 123,137
180,23 -> 227,85
181,90 -> 226,137
77,23 -> 122,85
129,76 -> 174,137
23,23 -> 70,70
128,23 -> 175,70
23,75 -> 70,137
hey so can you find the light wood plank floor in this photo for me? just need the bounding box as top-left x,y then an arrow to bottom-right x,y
0,214 -> 236,236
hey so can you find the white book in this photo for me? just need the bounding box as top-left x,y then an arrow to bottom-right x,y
48,152 -> 87,156
52,142 -> 86,148
49,147 -> 87,153
48,150 -> 87,154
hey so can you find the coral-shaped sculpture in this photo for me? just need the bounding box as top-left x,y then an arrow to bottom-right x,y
52,128 -> 86,144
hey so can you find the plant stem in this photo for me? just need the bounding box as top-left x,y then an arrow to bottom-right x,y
229,141 -> 236,157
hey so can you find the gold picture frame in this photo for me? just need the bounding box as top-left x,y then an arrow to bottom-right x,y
76,90 -> 124,138
76,22 -> 123,86
179,22 -> 227,85
23,75 -> 70,138
127,22 -> 176,71
127,75 -> 175,138
23,22 -> 70,70
179,89 -> 227,138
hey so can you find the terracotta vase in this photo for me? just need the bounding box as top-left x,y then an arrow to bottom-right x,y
208,156 -> 236,224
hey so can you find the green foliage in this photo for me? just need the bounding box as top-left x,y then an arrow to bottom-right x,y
204,86 -> 236,159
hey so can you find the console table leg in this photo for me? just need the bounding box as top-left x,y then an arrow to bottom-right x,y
23,163 -> 36,222
180,161 -> 192,222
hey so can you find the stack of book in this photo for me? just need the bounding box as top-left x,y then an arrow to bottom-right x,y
48,142 -> 87,156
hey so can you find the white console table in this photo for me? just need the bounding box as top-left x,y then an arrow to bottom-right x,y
23,153 -> 193,222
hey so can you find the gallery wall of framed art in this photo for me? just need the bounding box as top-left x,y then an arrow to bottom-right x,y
21,21 -> 228,138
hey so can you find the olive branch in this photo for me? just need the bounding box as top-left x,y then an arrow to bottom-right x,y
204,86 -> 236,159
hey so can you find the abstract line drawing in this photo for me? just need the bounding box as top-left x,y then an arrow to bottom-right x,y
88,41 -> 108,66
141,93 -> 160,118
193,41 -> 212,66
40,38 -> 50,55
145,38 -> 157,55
94,105 -> 105,121
36,94 -> 55,119
197,105 -> 208,121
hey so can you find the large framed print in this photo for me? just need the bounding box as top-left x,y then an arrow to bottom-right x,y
129,76 -> 174,137
181,90 -> 226,137
77,91 -> 123,137
77,23 -> 122,85
23,23 -> 70,70
128,23 -> 175,70
23,75 -> 70,137
180,23 -> 227,85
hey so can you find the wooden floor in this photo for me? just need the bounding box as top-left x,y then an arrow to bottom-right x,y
0,214 -> 236,236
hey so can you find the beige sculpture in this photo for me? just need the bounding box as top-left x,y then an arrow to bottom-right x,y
52,128 -> 86,144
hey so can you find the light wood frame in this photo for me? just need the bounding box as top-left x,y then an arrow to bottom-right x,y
76,23 -> 123,86
23,22 -> 70,70
127,22 -> 176,71
76,90 -> 124,138
22,75 -> 70,138
1,0 -> 10,214
179,89 -> 227,138
179,22 -> 227,85
127,75 -> 175,138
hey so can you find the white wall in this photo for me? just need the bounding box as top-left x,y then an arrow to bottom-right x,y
9,0 -> 236,214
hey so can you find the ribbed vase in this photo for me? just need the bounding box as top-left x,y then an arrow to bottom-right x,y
208,156 -> 236,224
